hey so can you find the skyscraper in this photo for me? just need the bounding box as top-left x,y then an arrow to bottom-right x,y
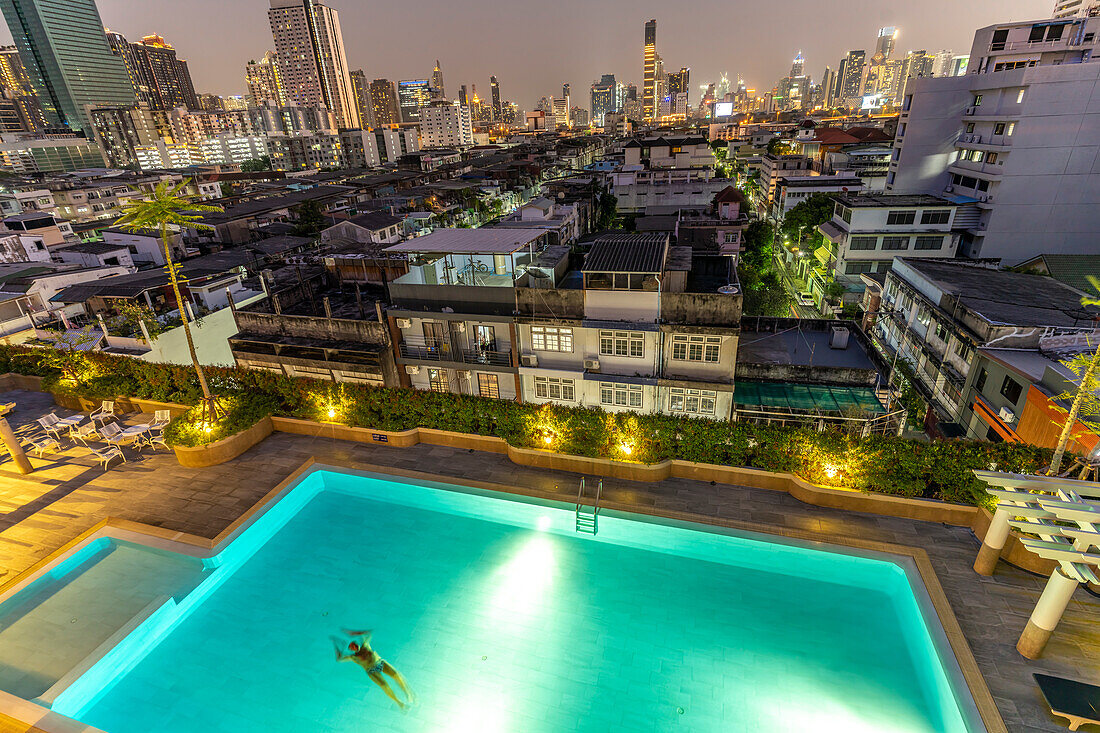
667,67 -> 689,100
246,51 -> 286,107
839,50 -> 866,106
397,79 -> 431,122
0,0 -> 136,132
458,85 -> 468,107
643,19 -> 657,119
590,74 -> 617,125
127,34 -> 199,111
490,75 -> 501,122
369,78 -> 399,126
430,60 -> 445,100
876,27 -> 898,60
350,69 -> 373,129
0,46 -> 30,95
268,0 -> 359,128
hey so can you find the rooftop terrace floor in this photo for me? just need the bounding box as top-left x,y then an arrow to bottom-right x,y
0,389 -> 1097,732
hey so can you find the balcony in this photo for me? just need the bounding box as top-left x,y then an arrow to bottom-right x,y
399,340 -> 512,367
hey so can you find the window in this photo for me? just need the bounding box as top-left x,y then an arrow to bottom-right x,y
991,29 -> 1009,51
849,236 -> 877,250
600,330 -> 644,358
1006,122 -> 1016,136
1028,25 -> 1046,43
886,210 -> 916,225
846,261 -> 873,274
1000,375 -> 1023,404
934,323 -> 950,342
987,153 -> 998,165
671,334 -> 721,362
1016,89 -> 1025,104
534,376 -> 576,401
428,368 -> 449,393
975,368 -> 988,392
965,123 -> 975,133
477,373 -> 500,399
530,326 -> 573,352
915,236 -> 943,250
973,94 -> 983,107
669,388 -> 717,415
723,232 -> 738,243
881,236 -> 910,250
920,210 -> 951,225
993,122 -> 1006,136
600,383 -> 643,408
955,341 -> 973,362
840,206 -> 852,224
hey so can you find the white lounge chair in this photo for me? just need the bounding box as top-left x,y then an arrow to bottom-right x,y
90,446 -> 125,470
70,421 -> 100,446
149,410 -> 172,429
90,401 -> 115,426
26,435 -> 59,457
36,414 -> 65,441
142,426 -> 168,451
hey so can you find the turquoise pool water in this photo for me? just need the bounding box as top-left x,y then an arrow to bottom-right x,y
3,469 -> 984,732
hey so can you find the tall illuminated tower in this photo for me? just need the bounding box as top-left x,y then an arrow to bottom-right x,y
643,19 -> 657,120
268,0 -> 359,128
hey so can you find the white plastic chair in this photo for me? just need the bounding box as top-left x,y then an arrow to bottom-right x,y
142,426 -> 168,451
27,435 -> 59,457
36,414 -> 64,441
149,410 -> 172,429
71,421 -> 100,446
90,401 -> 115,426
90,446 -> 125,470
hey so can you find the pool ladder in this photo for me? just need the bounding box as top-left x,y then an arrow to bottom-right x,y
576,477 -> 602,535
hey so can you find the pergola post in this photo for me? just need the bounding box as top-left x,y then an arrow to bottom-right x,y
975,507 -> 1011,575
0,416 -> 32,474
1017,567 -> 1079,659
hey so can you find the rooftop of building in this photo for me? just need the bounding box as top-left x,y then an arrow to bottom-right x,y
55,242 -> 129,255
898,258 -> 1100,329
1017,253 -> 1100,295
737,324 -> 879,372
385,227 -> 547,255
776,175 -> 862,187
344,210 -> 404,230
834,192 -> 955,208
581,233 -> 671,274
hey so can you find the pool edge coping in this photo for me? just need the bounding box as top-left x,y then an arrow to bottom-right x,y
0,456 -> 1007,733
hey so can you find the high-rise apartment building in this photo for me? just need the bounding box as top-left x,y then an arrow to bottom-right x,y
667,67 -> 689,103
0,0 -> 136,132
590,74 -> 617,125
419,101 -> 473,148
931,51 -> 956,77
888,16 -> 1100,263
397,79 -> 431,122
1053,0 -> 1100,17
643,19 -> 657,119
458,85 -> 468,107
124,34 -> 199,111
246,52 -> 286,107
838,50 -> 866,106
430,60 -> 445,100
369,78 -> 400,126
267,0 -> 359,128
349,69 -> 373,129
490,75 -> 501,121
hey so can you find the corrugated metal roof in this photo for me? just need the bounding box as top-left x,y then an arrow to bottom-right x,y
582,233 -> 668,273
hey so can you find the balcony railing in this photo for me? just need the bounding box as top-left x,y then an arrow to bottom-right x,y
399,342 -> 512,366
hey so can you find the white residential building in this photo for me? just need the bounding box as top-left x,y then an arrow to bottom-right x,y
102,228 -> 186,266
420,102 -> 474,148
611,169 -> 734,214
622,135 -> 714,169
773,174 -> 862,219
887,16 -> 1100,264
819,193 -> 964,285
1053,0 -> 1100,18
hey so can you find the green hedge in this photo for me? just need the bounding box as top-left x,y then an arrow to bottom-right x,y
0,345 -> 1052,507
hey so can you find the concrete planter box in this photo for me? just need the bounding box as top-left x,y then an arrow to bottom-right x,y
173,416 -> 274,468
50,392 -> 189,418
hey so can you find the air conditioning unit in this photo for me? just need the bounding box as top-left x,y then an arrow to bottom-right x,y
830,327 -> 850,350
395,318 -> 412,329
978,194 -> 988,203
583,358 -> 601,371
998,406 -> 1016,424
452,322 -> 466,333
405,365 -> 420,375
520,353 -> 538,367
944,185 -> 954,193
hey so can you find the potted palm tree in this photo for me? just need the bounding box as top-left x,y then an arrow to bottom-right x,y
115,181 -> 223,430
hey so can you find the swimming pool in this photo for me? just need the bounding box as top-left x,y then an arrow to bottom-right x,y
1,467 -> 988,732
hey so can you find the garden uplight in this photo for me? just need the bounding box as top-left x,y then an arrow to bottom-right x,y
620,442 -> 634,456
823,465 -> 838,480
327,407 -> 337,419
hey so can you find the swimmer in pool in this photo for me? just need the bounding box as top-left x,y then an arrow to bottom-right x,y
333,629 -> 414,708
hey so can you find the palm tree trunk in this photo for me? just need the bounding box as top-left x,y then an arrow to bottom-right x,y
161,222 -> 215,416
1048,344 -> 1100,475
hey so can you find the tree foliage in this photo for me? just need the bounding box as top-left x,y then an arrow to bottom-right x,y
595,188 -> 618,230
738,221 -> 792,316
240,156 -> 271,172
292,199 -> 327,237
780,193 -> 837,245
766,137 -> 795,156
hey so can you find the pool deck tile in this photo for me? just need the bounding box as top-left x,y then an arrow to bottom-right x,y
1,388 -> 1100,732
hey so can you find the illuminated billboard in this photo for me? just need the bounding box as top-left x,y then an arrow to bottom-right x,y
714,101 -> 733,117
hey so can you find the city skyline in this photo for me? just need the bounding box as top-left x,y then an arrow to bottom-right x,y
0,0 -> 1051,108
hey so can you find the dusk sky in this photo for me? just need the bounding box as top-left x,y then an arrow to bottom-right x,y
2,0 -> 1053,106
